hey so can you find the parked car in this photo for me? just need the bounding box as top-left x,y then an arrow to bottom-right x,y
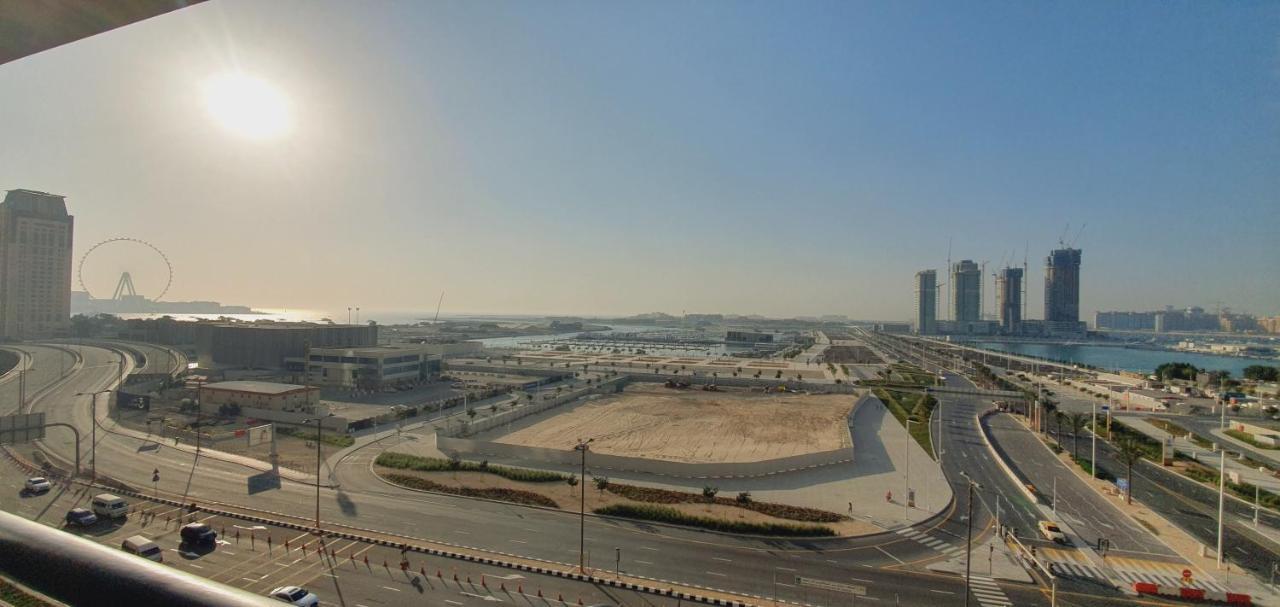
269,586 -> 319,607
23,477 -> 52,494
1038,520 -> 1066,544
65,507 -> 98,527
91,494 -> 128,519
121,535 -> 163,562
180,522 -> 217,546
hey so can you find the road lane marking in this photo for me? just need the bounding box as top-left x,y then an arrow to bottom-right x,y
381,586 -> 401,592
713,557 -> 732,562
640,546 -> 658,551
929,590 -> 954,595
706,571 -> 727,577
776,567 -> 797,572
636,560 -> 653,565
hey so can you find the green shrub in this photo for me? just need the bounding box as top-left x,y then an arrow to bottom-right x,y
375,452 -> 567,482
382,473 -> 559,508
0,577 -> 56,607
606,483 -> 842,523
594,504 -> 835,537
278,426 -> 354,447
1072,456 -> 1115,481
1225,429 -> 1280,451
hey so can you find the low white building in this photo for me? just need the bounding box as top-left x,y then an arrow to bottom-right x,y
302,344 -> 444,388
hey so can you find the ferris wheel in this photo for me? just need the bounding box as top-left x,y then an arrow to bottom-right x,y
77,237 -> 174,301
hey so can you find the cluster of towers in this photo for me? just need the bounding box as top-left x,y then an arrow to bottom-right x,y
914,247 -> 1082,337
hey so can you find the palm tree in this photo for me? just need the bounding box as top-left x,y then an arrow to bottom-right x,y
1053,411 -> 1066,442
1067,413 -> 1088,459
1115,436 -> 1145,504
1041,402 -> 1058,436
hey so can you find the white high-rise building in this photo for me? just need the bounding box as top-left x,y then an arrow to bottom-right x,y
0,189 -> 74,340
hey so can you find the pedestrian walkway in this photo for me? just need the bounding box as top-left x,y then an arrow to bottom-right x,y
968,575 -> 1013,607
1038,545 -> 1235,593
894,525 -> 966,559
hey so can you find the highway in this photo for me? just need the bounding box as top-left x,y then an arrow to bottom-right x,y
14,339 -> 1213,605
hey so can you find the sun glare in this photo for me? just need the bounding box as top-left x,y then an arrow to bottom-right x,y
202,72 -> 291,140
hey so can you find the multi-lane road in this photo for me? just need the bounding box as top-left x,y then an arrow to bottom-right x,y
4,337 -> 1205,605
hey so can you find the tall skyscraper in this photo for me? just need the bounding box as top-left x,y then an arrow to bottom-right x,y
0,189 -> 74,340
914,270 -> 936,335
1044,247 -> 1082,324
995,267 -> 1023,333
951,259 -> 981,322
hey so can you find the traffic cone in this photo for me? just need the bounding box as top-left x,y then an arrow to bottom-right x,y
481,575 -> 486,588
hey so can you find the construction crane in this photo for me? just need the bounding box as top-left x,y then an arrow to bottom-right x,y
433,291 -> 445,323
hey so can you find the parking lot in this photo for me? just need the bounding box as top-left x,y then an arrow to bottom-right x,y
1,467 -> 672,607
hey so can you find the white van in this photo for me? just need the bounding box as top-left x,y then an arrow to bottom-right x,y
121,535 -> 163,562
91,494 -> 128,519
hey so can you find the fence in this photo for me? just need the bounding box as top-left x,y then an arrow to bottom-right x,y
442,376 -> 629,438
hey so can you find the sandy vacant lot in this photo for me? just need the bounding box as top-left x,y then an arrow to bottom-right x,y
494,384 -> 854,463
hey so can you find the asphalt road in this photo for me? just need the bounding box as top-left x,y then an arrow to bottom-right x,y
983,412 -> 1173,558
0,469 -> 660,607
3,341 -> 1086,606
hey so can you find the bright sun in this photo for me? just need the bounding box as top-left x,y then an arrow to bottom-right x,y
202,73 -> 292,140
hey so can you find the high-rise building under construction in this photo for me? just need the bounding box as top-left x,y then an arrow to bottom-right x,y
914,270 -> 936,334
1044,247 -> 1082,324
951,260 -> 981,322
995,267 -> 1023,333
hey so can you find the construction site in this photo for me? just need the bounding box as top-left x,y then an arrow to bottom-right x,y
490,382 -> 855,463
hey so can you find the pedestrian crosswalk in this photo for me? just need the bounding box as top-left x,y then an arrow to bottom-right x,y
968,575 -> 1012,607
894,526 -> 965,558
1038,548 -> 1230,593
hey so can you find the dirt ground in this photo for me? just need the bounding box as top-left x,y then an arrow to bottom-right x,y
375,467 -> 876,536
493,384 -> 854,463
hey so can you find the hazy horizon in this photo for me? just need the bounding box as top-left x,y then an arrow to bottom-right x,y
2,1 -> 1277,321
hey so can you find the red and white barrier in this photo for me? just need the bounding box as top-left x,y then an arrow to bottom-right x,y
1133,582 -> 1251,605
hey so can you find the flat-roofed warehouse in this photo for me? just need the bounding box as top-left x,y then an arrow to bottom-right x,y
195,322 -> 377,369
198,380 -> 321,414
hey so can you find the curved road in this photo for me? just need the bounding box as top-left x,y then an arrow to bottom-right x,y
8,342 -> 1089,606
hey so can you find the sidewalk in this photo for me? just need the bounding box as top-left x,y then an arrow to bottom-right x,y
1035,418 -> 1280,603
1122,417 -> 1280,496
926,533 -> 1034,584
377,392 -> 954,531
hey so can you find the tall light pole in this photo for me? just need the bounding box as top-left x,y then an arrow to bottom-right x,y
960,472 -> 982,607
904,417 -> 912,519
77,390 -> 111,482
302,415 -> 330,530
1091,399 -> 1097,480
1217,449 -> 1226,569
574,438 -> 593,572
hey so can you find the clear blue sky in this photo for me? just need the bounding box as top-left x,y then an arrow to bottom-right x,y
0,0 -> 1276,321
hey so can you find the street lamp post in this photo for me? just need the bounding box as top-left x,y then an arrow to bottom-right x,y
960,472 -> 982,607
574,438 -> 593,572
77,390 -> 111,482
1091,400 -> 1097,479
302,414 -> 332,530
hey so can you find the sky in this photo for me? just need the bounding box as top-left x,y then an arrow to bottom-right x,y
1,0 -> 1277,322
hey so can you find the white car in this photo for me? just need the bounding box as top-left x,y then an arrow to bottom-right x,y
23,477 -> 52,494
269,586 -> 319,607
1038,520 -> 1067,544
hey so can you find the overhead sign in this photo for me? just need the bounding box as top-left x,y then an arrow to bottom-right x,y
0,412 -> 45,445
795,577 -> 867,596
